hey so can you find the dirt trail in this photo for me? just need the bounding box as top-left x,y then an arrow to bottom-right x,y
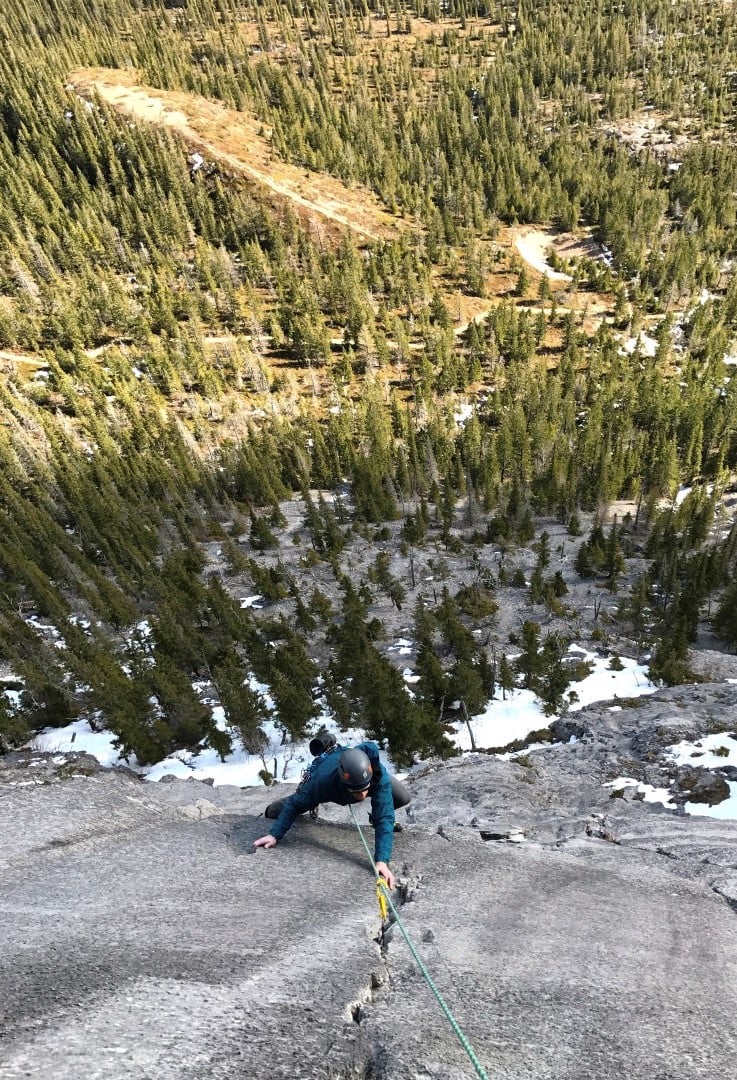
0,350 -> 48,369
68,70 -> 616,293
68,68 -> 406,243
0,71 -> 615,379
513,228 -> 573,281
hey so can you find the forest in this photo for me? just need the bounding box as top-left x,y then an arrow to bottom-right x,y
1,0 -> 737,770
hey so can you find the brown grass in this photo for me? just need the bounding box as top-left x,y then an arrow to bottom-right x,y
68,67 -> 408,245
0,69 -> 615,411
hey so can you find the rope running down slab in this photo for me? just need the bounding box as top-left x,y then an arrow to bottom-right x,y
349,805 -> 490,1080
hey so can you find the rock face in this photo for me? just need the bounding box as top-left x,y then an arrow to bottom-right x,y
2,684 -> 737,1078
672,765 -> 731,806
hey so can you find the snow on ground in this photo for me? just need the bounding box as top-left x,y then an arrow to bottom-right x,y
28,643 -> 737,821
31,667 -> 392,788
240,594 -> 264,609
1,681 -> 22,709
681,788 -> 737,819
665,732 -> 737,819
621,333 -> 659,358
388,638 -> 414,656
32,719 -> 125,769
453,403 -> 474,426
32,645 -> 653,783
451,647 -> 654,752
602,731 -> 737,820
668,731 -> 737,770
603,776 -> 676,808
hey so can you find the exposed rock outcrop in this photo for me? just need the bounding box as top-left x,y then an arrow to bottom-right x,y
2,683 -> 737,1078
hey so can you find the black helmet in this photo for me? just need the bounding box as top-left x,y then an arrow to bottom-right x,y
309,730 -> 337,757
337,748 -> 373,791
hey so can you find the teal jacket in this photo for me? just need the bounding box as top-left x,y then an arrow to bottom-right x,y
269,741 -> 396,863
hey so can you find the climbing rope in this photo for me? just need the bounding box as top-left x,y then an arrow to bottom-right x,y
349,806 -> 490,1080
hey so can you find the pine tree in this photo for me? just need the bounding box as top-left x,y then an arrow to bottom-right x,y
213,654 -> 266,755
515,620 -> 542,690
249,512 -> 278,550
414,640 -> 447,713
0,690 -> 29,753
498,654 -> 516,700
712,577 -> 737,646
538,634 -> 571,715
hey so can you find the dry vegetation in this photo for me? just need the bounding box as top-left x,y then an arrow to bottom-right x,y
41,66 -> 616,414
23,13 -> 710,426
68,67 -> 406,244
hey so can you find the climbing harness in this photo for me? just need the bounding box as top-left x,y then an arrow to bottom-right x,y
349,805 -> 490,1080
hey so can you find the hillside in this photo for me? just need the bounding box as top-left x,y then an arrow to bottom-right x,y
1,0 -> 737,802
5,3 -> 737,1076
68,68 -> 407,244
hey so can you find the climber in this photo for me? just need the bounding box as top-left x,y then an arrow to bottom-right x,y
253,739 -> 410,889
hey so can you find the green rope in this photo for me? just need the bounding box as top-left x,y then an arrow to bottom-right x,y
349,806 -> 490,1080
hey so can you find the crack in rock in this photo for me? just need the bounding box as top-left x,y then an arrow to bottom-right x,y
330,1061 -> 378,1080
339,874 -> 424,1079
479,827 -> 526,843
346,871 -> 423,1031
655,845 -> 680,859
711,881 -> 737,914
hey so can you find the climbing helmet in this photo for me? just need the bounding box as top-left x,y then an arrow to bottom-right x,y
337,748 -> 373,791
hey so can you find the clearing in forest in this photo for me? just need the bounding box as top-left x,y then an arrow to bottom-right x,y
513,229 -> 573,282
0,68 -> 615,391
67,69 -> 612,285
68,68 -> 408,244
68,69 -> 612,291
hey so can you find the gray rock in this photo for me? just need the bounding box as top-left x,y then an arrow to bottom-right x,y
672,766 -> 731,806
177,798 -> 225,821
0,749 -> 106,784
2,683 -> 737,1078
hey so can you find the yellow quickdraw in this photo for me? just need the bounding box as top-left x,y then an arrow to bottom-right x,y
376,876 -> 389,921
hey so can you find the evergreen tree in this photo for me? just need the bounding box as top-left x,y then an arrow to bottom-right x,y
515,620 -> 542,690
713,577 -> 737,646
213,654 -> 266,755
498,654 -> 516,700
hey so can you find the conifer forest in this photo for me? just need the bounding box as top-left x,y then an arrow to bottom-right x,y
2,0 -> 737,769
